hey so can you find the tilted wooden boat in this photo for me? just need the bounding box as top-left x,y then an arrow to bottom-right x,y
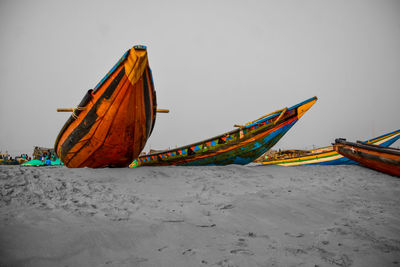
130,97 -> 317,167
261,129 -> 400,166
333,139 -> 400,177
55,45 -> 157,168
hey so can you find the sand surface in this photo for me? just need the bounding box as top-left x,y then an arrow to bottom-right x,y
0,164 -> 399,267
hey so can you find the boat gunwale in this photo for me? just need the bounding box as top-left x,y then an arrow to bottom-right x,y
364,128 -> 400,143
335,139 -> 400,157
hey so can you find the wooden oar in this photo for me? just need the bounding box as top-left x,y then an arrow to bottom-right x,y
233,107 -> 287,128
155,109 -> 170,113
57,108 -> 170,113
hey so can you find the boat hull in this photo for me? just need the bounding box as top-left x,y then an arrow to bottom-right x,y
55,46 -> 157,168
0,159 -> 20,165
262,129 -> 400,166
182,118 -> 298,166
333,139 -> 400,177
132,97 -> 317,167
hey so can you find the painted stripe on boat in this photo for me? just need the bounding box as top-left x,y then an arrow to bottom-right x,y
94,50 -> 129,91
60,67 -> 126,164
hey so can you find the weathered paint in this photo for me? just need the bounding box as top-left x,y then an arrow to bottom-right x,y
131,97 -> 317,167
262,129 -> 400,166
333,139 -> 400,177
55,46 -> 157,168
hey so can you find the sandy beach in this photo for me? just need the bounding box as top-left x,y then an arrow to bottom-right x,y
0,164 -> 399,267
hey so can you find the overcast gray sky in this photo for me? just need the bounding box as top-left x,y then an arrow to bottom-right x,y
1,0 -> 399,156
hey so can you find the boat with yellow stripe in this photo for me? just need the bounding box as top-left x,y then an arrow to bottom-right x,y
333,138 -> 400,177
261,129 -> 400,166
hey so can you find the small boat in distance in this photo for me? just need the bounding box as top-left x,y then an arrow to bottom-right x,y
333,139 -> 400,177
55,45 -> 158,168
130,97 -> 317,167
261,129 -> 400,166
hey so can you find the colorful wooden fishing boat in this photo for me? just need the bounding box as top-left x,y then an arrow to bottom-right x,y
130,97 -> 317,167
333,139 -> 400,177
261,129 -> 400,166
55,45 -> 157,168
0,159 -> 19,165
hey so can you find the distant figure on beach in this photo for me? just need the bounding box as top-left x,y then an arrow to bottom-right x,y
45,158 -> 51,166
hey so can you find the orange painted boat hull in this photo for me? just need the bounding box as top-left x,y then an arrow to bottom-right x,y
333,139 -> 400,177
54,45 -> 157,168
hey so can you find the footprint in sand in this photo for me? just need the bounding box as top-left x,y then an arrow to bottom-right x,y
230,248 -> 254,255
316,247 -> 353,267
157,245 -> 168,252
216,258 -> 239,267
229,238 -> 255,255
182,248 -> 196,255
104,255 -> 148,265
217,203 -> 234,210
235,238 -> 247,247
284,232 -> 305,238
284,247 -> 307,256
